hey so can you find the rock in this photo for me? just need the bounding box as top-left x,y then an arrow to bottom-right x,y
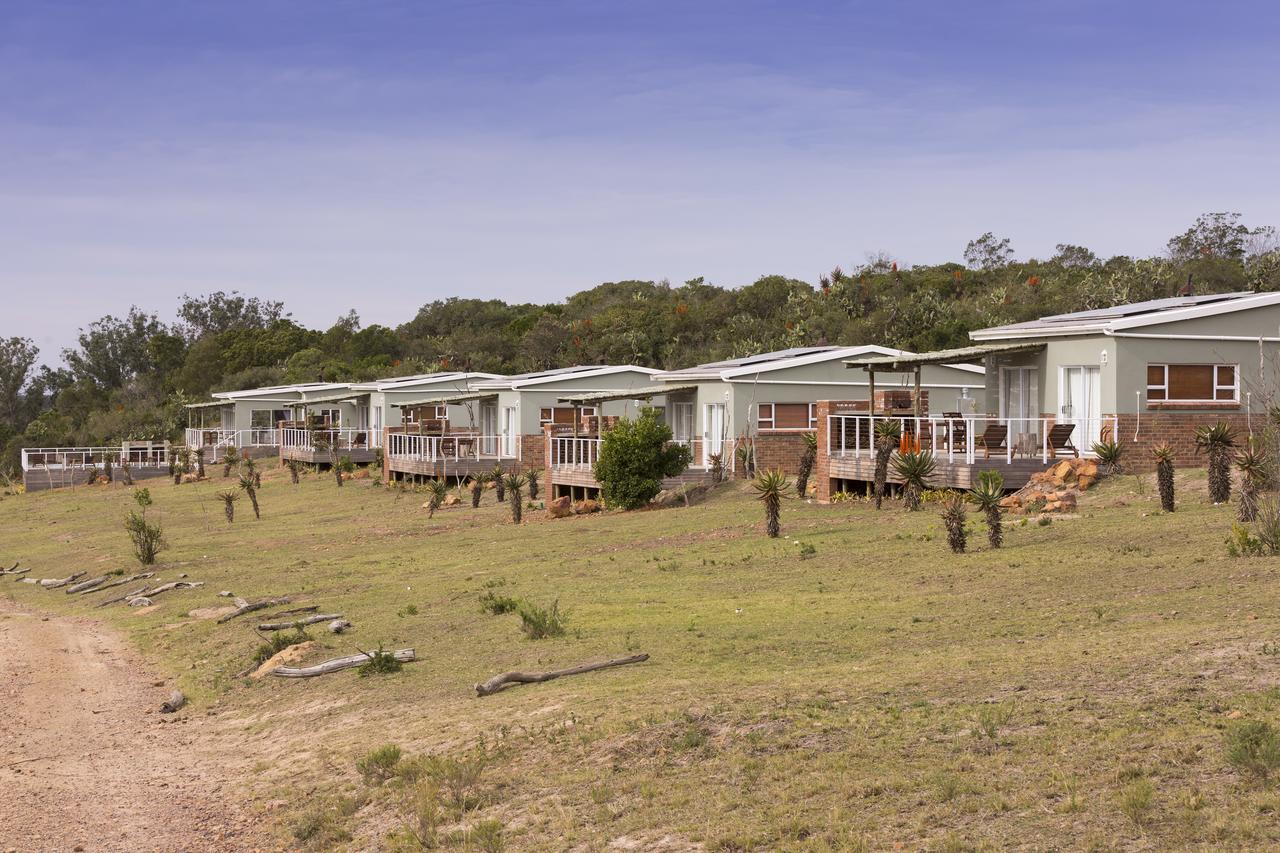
251,641 -> 318,679
181,473 -> 200,484
1076,474 -> 1096,490
652,482 -> 711,508
1052,460 -> 1076,485
547,496 -> 572,518
574,498 -> 601,514
354,469 -> 371,480
128,596 -> 153,607
1076,459 -> 1099,479
443,494 -> 461,507
1057,493 -> 1077,511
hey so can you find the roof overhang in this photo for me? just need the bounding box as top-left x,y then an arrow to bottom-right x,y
843,342 -> 1040,371
292,392 -> 366,406
183,400 -> 232,410
392,392 -> 498,407
556,384 -> 698,405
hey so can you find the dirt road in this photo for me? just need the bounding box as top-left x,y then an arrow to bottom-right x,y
0,600 -> 267,852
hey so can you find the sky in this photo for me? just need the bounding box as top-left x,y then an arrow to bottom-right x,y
3,0 -> 1280,361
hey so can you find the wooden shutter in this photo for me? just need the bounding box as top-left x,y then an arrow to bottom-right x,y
774,403 -> 811,429
1167,365 -> 1214,401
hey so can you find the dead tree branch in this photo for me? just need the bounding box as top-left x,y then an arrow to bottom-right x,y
474,653 -> 650,697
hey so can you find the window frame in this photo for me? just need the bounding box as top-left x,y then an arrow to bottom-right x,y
757,402 -> 818,432
1146,363 -> 1239,404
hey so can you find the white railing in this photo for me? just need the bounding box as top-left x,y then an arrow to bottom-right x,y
280,427 -> 382,452
384,433 -> 512,462
826,414 -> 1119,466
21,445 -> 170,472
184,428 -> 280,450
550,437 -> 602,470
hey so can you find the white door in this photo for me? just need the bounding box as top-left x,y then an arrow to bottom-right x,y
672,402 -> 694,442
1060,366 -> 1102,450
480,403 -> 498,456
371,406 -> 383,447
501,407 -> 518,458
703,403 -> 725,466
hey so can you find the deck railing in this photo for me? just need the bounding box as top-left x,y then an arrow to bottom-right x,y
184,428 -> 280,450
279,427 -> 382,453
826,414 -> 1119,466
21,445 -> 170,472
384,433 -> 513,462
549,437 -> 602,470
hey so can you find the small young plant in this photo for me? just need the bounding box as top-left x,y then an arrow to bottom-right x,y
525,468 -> 540,500
425,479 -> 448,518
356,743 -> 403,786
237,470 -> 261,520
358,645 -> 404,676
1091,438 -> 1123,475
517,599 -> 567,639
970,469 -> 1004,549
1235,442 -> 1270,523
491,464 -> 506,502
124,510 -> 166,565
217,489 -> 239,523
469,471 -> 490,508
221,449 -> 239,478
1225,719 -> 1280,781
752,468 -> 792,538
252,627 -> 311,665
504,473 -> 527,524
1117,778 -> 1155,828
941,494 -> 967,554
286,458 -> 303,485
892,449 -> 936,512
1152,443 -> 1175,512
479,590 -> 520,615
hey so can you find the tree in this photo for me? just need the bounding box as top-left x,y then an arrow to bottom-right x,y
1052,244 -> 1098,268
752,469 -> 791,538
177,291 -> 287,339
593,409 -> 692,510
63,307 -> 168,391
963,232 -> 1015,270
0,337 -> 38,430
795,432 -> 817,499
1166,212 -> 1260,263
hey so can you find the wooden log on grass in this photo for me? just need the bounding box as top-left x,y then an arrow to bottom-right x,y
264,605 -> 319,619
79,572 -> 155,595
328,619 -> 351,634
217,596 -> 291,624
98,584 -> 157,607
270,648 -> 415,679
135,581 -> 203,600
39,572 -> 86,589
474,653 -> 650,697
256,613 -> 343,632
65,575 -> 109,594
0,562 -> 26,576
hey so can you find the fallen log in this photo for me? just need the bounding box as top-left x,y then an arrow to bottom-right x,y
328,619 -> 351,634
264,605 -> 319,619
217,596 -> 291,624
270,648 -> 415,679
256,613 -> 342,632
474,653 -> 650,697
79,572 -> 155,595
40,572 -> 86,589
160,690 -> 186,713
134,581 -> 202,601
129,597 -> 153,607
66,575 -> 109,594
0,562 -> 25,576
98,584 -> 157,607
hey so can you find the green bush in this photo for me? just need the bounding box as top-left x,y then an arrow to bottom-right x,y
356,743 -> 403,786
252,627 -> 311,665
479,590 -> 520,615
517,599 -> 567,639
124,510 -> 165,565
358,645 -> 404,676
593,408 -> 692,510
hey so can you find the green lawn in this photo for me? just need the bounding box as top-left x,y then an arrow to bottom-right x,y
4,465 -> 1280,850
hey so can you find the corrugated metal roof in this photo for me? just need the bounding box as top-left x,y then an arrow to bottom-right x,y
392,392 -> 498,407
556,384 -> 698,405
844,343 -> 1041,370
183,400 -> 232,409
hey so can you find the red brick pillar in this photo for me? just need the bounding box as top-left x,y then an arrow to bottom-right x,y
815,401 -> 834,503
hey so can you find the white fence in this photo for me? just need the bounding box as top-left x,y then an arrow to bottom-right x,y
21,445 -> 171,473
184,428 -> 279,450
280,427 -> 382,452
826,414 -> 1119,466
549,437 -> 602,470
384,433 -> 512,463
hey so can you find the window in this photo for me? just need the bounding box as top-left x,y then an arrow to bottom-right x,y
758,403 -> 816,430
1147,364 -> 1237,403
539,406 -> 596,425
405,405 -> 447,425
250,409 -> 288,429
316,408 -> 341,426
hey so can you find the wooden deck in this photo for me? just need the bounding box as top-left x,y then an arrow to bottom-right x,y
827,453 -> 1051,490
548,466 -> 715,498
281,446 -> 380,466
386,456 -> 518,480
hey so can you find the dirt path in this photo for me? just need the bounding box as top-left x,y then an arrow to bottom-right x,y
0,600 -> 268,852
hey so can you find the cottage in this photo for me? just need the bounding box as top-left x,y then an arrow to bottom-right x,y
184,382 -> 352,458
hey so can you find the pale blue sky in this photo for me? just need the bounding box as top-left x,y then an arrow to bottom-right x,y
3,0 -> 1279,357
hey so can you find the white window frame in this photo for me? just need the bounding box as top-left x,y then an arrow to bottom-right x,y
1146,363 -> 1239,403
757,402 -> 818,431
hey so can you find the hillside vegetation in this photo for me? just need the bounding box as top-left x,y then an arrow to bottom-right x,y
4,212 -> 1280,472
3,465 -> 1279,849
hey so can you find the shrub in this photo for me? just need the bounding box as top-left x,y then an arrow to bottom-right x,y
1226,522 -> 1263,557
1224,719 -> 1280,780
124,510 -> 165,565
525,468 -> 540,500
1091,439 -> 1124,474
593,408 -> 692,510
892,450 -> 936,511
356,743 -> 403,786
1237,443 -> 1272,523
358,645 -> 404,676
1117,778 -> 1155,827
479,591 -> 520,615
517,599 -> 567,639
252,627 -> 311,665
425,479 -> 448,518
336,455 -> 356,475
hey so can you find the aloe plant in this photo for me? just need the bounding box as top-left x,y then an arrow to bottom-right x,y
941,494 -> 967,553
1235,442 -> 1270,522
892,450 -> 936,511
1194,421 -> 1237,504
970,469 -> 1004,548
504,473 -> 527,524
873,420 -> 902,510
425,478 -> 448,518
217,489 -> 239,524
1152,443 -> 1175,512
752,468 -> 792,538
470,470 -> 490,508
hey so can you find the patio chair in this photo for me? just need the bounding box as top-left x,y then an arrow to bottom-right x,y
976,424 -> 1008,459
352,431 -> 368,449
941,412 -> 966,451
1047,423 -> 1079,458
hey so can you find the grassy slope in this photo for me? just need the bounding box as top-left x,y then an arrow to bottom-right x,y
2,466 -> 1279,850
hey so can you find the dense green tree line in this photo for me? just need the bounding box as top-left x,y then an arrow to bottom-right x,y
2,212 -> 1278,472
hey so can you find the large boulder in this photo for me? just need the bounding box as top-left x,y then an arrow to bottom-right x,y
1051,460 -> 1076,485
547,496 -> 572,518
574,499 -> 601,514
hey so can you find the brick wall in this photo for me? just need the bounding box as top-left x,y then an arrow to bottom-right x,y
1114,411 -> 1253,471
752,432 -> 810,476
814,401 -> 836,502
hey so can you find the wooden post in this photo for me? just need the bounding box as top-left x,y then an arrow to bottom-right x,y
914,366 -> 922,418
867,369 -> 876,416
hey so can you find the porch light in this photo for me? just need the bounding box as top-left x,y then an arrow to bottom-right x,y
1100,349 -> 1109,366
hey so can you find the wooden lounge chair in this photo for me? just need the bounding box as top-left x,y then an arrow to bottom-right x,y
941,412 -> 966,451
1047,423 -> 1078,458
352,432 -> 368,449
976,424 -> 1007,459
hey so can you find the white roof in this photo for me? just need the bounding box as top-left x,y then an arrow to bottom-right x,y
473,365 -> 661,390
654,345 -> 983,381
211,382 -> 350,401
971,291 -> 1280,340
348,372 -> 506,392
